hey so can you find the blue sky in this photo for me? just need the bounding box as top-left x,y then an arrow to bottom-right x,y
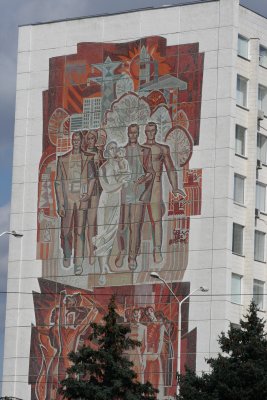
0,0 -> 266,393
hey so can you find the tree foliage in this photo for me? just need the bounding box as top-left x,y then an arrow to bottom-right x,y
177,301 -> 267,400
59,295 -> 158,400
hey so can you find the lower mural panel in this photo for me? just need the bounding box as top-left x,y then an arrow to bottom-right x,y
28,278 -> 196,400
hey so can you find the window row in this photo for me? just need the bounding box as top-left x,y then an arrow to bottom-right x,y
236,74 -> 267,114
237,34 -> 267,69
235,125 -> 267,165
233,172 -> 267,213
232,223 -> 266,262
231,273 -> 265,310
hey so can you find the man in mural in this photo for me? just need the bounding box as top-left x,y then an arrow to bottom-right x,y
55,131 -> 96,275
155,311 -> 175,391
35,307 -> 61,400
144,306 -> 165,397
82,129 -> 103,265
126,308 -> 147,383
144,122 -> 185,263
115,123 -> 154,271
57,290 -> 99,383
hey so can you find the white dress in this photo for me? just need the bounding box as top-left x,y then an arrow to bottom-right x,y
93,159 -> 125,256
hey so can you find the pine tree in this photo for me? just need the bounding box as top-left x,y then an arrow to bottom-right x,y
59,295 -> 158,400
177,301 -> 267,400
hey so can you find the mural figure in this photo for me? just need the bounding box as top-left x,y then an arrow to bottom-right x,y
144,122 -> 186,263
82,129 -> 103,265
126,308 -> 147,383
115,123 -> 154,270
55,131 -> 96,274
34,291 -> 98,400
117,147 -> 131,177
57,291 -> 98,381
93,141 -> 130,285
155,311 -> 175,390
35,307 -> 61,400
144,306 -> 166,397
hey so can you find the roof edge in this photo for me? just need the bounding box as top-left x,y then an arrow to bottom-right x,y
19,0 -> 219,27
240,4 -> 267,21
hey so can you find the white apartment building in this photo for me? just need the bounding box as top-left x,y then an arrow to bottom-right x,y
3,0 -> 267,398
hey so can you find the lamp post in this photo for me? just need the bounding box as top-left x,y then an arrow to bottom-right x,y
150,271 -> 208,397
0,231 -> 23,238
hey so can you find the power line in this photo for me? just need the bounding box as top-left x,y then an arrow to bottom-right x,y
0,290 -> 264,296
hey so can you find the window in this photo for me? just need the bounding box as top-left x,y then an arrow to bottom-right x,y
254,230 -> 266,262
253,279 -> 264,309
238,35 -> 249,59
235,125 -> 246,156
231,273 -> 242,304
234,174 -> 245,205
257,133 -> 267,164
256,182 -> 266,212
259,45 -> 267,68
258,85 -> 267,115
232,223 -> 244,256
237,75 -> 248,108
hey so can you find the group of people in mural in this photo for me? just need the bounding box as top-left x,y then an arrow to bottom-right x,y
35,290 -> 175,399
125,305 -> 175,397
35,291 -> 99,399
55,122 -> 186,283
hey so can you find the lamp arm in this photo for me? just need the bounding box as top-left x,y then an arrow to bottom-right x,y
0,231 -> 9,237
180,288 -> 200,306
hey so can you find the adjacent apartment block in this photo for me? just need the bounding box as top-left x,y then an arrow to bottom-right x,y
3,0 -> 267,398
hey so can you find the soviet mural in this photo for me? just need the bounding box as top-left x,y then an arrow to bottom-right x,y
29,279 -> 196,399
31,36 -> 204,399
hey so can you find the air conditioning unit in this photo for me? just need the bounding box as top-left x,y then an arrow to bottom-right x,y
257,159 -> 263,169
258,109 -> 265,120
255,208 -> 261,218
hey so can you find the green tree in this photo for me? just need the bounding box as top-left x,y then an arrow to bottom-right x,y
59,295 -> 158,400
177,301 -> 267,400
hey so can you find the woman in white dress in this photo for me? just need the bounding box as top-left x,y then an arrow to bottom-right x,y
93,141 -> 130,285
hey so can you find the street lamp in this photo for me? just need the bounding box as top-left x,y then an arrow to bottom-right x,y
0,231 -> 23,238
150,271 -> 208,396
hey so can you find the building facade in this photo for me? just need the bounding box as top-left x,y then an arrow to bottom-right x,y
3,0 -> 267,398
